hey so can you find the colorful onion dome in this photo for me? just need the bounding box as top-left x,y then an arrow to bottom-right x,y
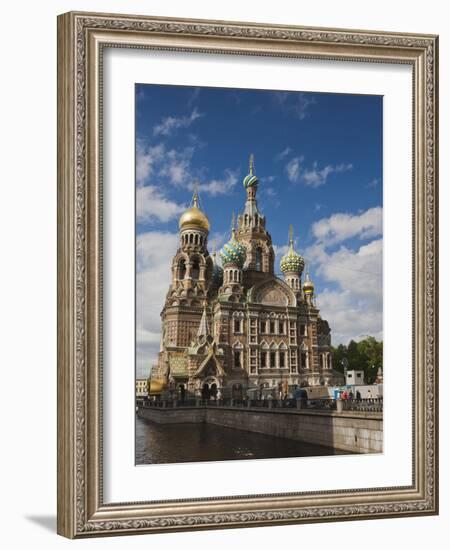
220,228 -> 246,268
212,251 -> 224,284
179,190 -> 210,232
280,226 -> 305,274
303,272 -> 315,294
243,154 -> 259,189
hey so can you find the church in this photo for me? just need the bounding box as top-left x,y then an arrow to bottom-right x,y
150,156 -> 344,399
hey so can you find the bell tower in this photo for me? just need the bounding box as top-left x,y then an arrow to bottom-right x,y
236,155 -> 275,275
165,187 -> 213,309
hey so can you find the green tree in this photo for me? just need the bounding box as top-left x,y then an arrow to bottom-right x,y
331,336 -> 383,384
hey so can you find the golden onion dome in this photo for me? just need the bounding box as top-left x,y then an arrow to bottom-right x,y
179,191 -> 210,232
147,379 -> 166,395
303,272 -> 315,294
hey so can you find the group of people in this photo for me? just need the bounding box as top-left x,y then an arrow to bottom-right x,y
340,389 -> 371,401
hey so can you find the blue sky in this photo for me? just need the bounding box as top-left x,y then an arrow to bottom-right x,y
135,84 -> 383,378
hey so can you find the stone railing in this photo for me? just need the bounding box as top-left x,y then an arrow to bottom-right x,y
137,397 -> 383,413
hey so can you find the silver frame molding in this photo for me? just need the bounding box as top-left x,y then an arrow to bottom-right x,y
57,11 -> 439,538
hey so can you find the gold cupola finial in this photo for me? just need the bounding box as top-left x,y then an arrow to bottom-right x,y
178,183 -> 210,232
289,224 -> 294,247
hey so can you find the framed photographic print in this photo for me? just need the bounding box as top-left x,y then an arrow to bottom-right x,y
57,11 -> 439,538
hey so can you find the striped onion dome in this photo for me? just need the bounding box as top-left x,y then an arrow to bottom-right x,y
243,154 -> 259,189
220,229 -> 246,268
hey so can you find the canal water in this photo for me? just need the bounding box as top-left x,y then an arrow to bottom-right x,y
136,416 -> 348,465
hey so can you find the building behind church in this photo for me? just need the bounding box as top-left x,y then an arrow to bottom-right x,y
149,156 -> 344,399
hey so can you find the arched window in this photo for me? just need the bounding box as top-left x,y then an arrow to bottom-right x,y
178,259 -> 186,280
191,258 -> 200,280
255,247 -> 262,271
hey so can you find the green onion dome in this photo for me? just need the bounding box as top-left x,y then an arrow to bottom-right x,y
212,252 -> 224,284
220,229 -> 247,268
280,239 -> 305,274
243,154 -> 259,189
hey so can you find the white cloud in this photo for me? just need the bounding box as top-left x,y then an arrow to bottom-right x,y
305,208 -> 383,346
286,156 -> 304,182
366,177 -> 380,188
311,206 -> 382,245
293,93 -> 317,120
137,140 -> 237,198
198,169 -> 238,196
275,147 -> 291,161
159,147 -> 195,186
301,162 -> 353,187
273,92 -> 316,120
136,231 -> 180,377
153,108 -> 203,137
136,142 -> 165,186
286,157 -> 353,187
316,287 -> 383,345
136,186 -> 185,224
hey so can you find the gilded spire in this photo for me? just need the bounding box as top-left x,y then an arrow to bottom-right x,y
197,303 -> 209,338
289,224 -> 294,248
231,211 -> 236,238
178,182 -> 210,232
249,153 -> 255,176
192,180 -> 199,208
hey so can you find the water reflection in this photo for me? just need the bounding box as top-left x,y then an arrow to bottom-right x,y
136,416 -> 349,465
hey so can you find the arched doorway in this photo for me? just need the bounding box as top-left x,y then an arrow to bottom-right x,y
232,383 -> 243,400
201,383 -> 210,400
178,383 -> 186,402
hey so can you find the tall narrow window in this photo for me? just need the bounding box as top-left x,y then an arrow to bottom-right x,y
191,258 -> 200,280
260,321 -> 266,333
178,259 -> 186,280
279,352 -> 285,368
270,321 -> 276,334
234,319 -> 241,333
234,351 -> 241,368
279,321 -> 285,334
255,247 -> 262,271
270,352 -> 276,368
261,351 -> 267,368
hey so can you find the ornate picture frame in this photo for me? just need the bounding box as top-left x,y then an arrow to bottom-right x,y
57,11 -> 438,538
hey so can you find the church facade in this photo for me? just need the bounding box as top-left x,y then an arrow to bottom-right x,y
150,156 -> 344,398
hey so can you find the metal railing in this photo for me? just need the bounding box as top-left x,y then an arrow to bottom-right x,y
137,397 -> 383,413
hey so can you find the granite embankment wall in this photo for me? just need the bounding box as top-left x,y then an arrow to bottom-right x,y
137,406 -> 383,454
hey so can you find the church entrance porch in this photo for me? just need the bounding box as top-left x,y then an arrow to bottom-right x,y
200,377 -> 220,400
